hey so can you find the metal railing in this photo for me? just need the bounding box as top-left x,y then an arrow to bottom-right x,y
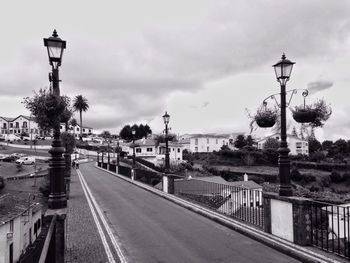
174,179 -> 264,228
311,201 -> 350,259
39,215 -> 57,263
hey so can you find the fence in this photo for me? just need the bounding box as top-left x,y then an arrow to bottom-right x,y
174,179 -> 264,229
134,168 -> 162,186
38,215 -> 57,263
118,165 -> 132,178
310,201 -> 350,259
109,163 -> 117,173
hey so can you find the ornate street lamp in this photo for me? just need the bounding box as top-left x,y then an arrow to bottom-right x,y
162,112 -> 170,173
132,128 -> 136,166
44,30 -> 67,209
273,54 -> 295,197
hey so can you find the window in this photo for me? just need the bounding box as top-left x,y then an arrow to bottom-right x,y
9,220 -> 14,232
83,128 -> 85,132
178,158 -> 180,160
177,148 -> 180,153
3,123 -> 6,129
146,148 -> 153,152
23,122 -> 27,128
76,127 -> 79,131
207,146 -> 209,152
10,123 -> 13,128
60,126 -> 63,130
195,147 -> 198,152
173,148 -> 175,151
216,139 -> 218,144
15,122 -> 19,128
296,142 -> 302,148
207,138 -> 209,144
195,138 -> 198,145
136,148 -> 141,153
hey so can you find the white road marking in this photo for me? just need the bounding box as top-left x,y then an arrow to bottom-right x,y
78,169 -> 127,263
77,170 -> 116,263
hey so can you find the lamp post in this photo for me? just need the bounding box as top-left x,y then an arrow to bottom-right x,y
116,136 -> 120,166
132,129 -> 136,167
273,53 -> 295,197
162,112 -> 170,173
44,30 -> 67,209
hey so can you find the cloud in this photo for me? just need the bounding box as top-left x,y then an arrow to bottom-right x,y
0,0 -> 350,134
307,80 -> 333,94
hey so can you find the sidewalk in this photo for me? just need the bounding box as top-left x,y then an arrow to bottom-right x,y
66,168 -> 109,263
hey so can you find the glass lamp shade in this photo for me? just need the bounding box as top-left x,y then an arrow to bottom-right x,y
273,54 -> 295,81
44,30 -> 66,68
162,112 -> 170,125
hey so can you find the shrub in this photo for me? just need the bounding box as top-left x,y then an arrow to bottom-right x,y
291,169 -> 303,181
309,151 -> 326,163
0,177 -> 5,190
262,148 -> 279,165
330,171 -> 344,183
320,176 -> 331,187
302,173 -> 316,183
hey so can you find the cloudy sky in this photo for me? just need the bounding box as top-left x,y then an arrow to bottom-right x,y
1,0 -> 350,141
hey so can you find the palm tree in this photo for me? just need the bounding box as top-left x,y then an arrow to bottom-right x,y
73,95 -> 89,140
70,118 -> 78,138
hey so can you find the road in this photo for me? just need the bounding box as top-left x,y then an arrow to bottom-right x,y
78,162 -> 300,263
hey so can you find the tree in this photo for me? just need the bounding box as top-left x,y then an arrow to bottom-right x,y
245,135 -> 255,146
100,131 -> 111,141
70,118 -> 78,137
73,95 -> 89,141
61,107 -> 73,131
61,132 -> 76,154
292,126 -> 298,137
262,137 -> 279,150
322,140 -> 333,152
234,134 -> 246,149
23,89 -> 69,133
308,137 -> 322,154
119,123 -> 152,141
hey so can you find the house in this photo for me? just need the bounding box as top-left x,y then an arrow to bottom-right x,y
0,194 -> 42,263
322,203 -> 350,240
59,124 -> 93,138
175,175 -> 263,215
127,138 -> 184,165
189,134 -> 229,153
257,133 -> 309,155
0,116 -> 42,138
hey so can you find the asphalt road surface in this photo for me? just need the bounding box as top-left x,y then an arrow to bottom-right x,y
79,162 -> 300,263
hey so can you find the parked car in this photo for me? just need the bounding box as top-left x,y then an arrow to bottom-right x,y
2,156 -> 18,162
15,156 -> 35,165
0,154 -> 8,161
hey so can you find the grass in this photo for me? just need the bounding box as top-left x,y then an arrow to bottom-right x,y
3,139 -> 53,146
0,145 -> 50,157
0,161 -> 49,179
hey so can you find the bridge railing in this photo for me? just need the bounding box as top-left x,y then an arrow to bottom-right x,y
38,215 -> 57,263
174,179 -> 264,229
310,201 -> 350,259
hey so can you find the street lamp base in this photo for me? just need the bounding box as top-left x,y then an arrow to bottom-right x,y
48,193 -> 67,209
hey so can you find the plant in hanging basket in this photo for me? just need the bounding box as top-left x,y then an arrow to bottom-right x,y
254,108 -> 277,128
291,105 -> 317,123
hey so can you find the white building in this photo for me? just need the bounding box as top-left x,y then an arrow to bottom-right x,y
257,133 -> 309,155
0,194 -> 42,263
59,124 -> 93,138
0,116 -> 41,138
127,138 -> 184,165
175,175 -> 263,215
323,203 -> 350,240
189,135 -> 229,153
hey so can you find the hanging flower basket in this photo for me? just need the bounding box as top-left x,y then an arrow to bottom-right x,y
254,109 -> 277,128
292,107 -> 317,123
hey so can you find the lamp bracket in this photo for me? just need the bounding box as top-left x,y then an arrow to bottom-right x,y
262,88 -> 309,108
